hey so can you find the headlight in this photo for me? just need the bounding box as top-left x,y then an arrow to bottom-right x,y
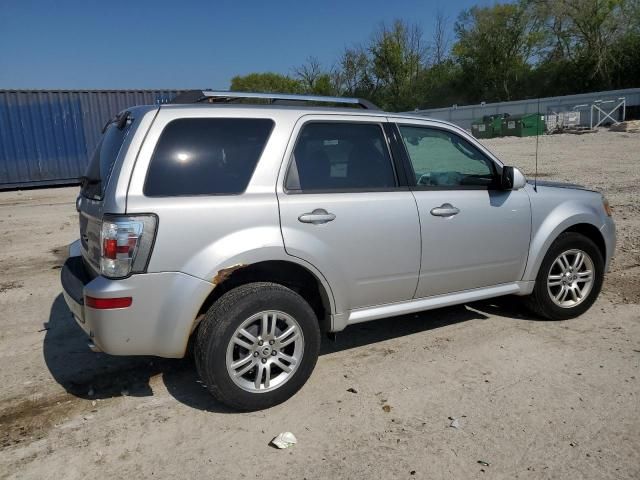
602,196 -> 613,217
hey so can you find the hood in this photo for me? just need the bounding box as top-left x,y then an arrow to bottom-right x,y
527,179 -> 597,193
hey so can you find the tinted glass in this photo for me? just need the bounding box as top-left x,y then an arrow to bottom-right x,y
144,118 -> 274,196
399,126 -> 497,187
81,121 -> 130,200
286,122 -> 396,191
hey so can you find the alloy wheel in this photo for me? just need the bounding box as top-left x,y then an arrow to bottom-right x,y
225,310 -> 304,393
546,249 -> 595,308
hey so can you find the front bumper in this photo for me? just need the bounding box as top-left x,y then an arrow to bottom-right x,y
60,255 -> 213,358
600,216 -> 616,272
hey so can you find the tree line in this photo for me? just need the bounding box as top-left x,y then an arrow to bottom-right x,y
230,0 -> 640,111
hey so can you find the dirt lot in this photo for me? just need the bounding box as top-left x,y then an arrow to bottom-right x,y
0,129 -> 638,479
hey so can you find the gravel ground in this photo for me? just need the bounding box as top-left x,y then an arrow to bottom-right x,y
0,129 -> 638,479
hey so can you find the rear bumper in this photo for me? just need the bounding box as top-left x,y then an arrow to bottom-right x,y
60,255 -> 213,358
60,256 -> 93,338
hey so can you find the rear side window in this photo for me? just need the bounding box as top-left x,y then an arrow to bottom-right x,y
144,118 -> 274,196
285,122 -> 396,192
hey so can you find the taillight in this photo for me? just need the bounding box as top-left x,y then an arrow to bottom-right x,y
100,215 -> 157,278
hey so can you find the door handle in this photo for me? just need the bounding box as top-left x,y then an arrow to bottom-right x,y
298,208 -> 336,225
430,203 -> 460,217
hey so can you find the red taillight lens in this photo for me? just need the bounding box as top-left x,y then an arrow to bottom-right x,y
85,296 -> 132,309
103,238 -> 117,259
102,238 -> 131,259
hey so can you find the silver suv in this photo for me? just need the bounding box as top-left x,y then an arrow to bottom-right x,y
61,91 -> 616,410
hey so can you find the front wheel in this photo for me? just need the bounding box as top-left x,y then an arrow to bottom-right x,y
525,232 -> 604,320
194,282 -> 321,411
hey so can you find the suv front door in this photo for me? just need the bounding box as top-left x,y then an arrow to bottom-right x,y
277,116 -> 421,313
393,121 -> 531,298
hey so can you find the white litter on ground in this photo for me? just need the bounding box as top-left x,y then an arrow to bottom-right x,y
271,432 -> 297,449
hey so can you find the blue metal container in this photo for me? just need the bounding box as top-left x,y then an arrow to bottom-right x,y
0,90 -> 179,189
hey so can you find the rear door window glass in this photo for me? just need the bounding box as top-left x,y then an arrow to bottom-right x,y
286,122 -> 396,191
144,118 -> 274,196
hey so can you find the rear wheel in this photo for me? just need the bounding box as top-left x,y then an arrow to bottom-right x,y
525,232 -> 604,320
195,282 -> 320,411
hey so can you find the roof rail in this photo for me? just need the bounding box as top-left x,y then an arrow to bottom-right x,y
169,90 -> 380,110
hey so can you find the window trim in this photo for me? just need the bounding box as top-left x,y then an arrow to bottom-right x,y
393,123 -> 503,191
142,117 -> 275,198
283,120 -> 408,195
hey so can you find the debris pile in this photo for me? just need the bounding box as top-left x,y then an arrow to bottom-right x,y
609,120 -> 640,133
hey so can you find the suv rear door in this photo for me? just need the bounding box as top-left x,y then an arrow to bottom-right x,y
277,115 -> 421,313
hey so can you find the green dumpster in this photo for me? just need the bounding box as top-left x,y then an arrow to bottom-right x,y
490,115 -> 506,138
502,113 -> 545,137
472,114 -> 511,139
471,117 -> 493,139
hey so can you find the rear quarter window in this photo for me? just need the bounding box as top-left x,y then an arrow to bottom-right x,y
144,118 -> 274,197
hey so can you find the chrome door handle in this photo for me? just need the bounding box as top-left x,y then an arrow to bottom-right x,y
430,203 -> 460,217
298,208 -> 336,225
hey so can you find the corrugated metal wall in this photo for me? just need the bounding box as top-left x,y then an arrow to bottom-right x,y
0,90 -> 179,189
410,87 -> 640,131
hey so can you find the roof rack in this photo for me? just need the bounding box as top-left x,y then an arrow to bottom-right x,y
169,90 -> 380,110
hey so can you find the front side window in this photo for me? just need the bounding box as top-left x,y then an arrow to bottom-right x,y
144,118 -> 274,196
399,125 -> 497,188
286,122 -> 396,192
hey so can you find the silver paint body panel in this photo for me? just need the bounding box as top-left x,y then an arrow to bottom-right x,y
64,271 -> 213,357
62,104 -> 616,357
276,114 -> 421,312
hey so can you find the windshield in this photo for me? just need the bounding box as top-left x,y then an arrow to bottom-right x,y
81,114 -> 132,200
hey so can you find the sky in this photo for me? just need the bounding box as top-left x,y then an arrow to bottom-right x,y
0,0 -> 492,90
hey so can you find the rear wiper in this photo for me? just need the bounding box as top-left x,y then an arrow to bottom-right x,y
79,175 -> 100,186
116,111 -> 131,130
102,111 -> 132,133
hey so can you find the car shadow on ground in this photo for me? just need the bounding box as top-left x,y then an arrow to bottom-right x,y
43,292 -> 533,414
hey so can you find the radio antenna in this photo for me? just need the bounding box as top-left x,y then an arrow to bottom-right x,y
534,96 -> 540,192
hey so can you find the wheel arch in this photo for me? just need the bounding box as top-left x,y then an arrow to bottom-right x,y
524,217 -> 607,282
194,260 -> 334,336
563,223 -> 606,260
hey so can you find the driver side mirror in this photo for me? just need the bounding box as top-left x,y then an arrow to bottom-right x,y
500,166 -> 526,190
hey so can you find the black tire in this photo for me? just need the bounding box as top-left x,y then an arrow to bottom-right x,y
194,282 -> 321,411
525,232 -> 604,320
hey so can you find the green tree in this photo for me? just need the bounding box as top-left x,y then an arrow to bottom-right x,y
431,9 -> 451,65
227,1 -> 639,111
534,0 -> 638,91
293,57 -> 340,95
336,46 -> 378,98
369,20 -> 427,110
452,2 -> 543,103
309,74 -> 337,96
230,72 -> 303,93
415,60 -> 463,109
